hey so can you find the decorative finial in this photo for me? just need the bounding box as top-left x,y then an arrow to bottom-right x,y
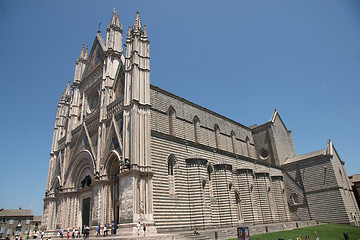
98,22 -> 101,33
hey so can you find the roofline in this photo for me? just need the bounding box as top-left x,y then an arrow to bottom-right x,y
282,149 -> 329,166
150,84 -> 254,130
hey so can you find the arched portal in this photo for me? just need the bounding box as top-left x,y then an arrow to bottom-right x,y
103,150 -> 121,225
64,150 -> 95,228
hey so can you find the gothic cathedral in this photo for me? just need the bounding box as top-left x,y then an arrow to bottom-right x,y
43,10 -> 359,236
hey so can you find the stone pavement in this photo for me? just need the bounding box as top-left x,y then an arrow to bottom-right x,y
46,220 -> 320,240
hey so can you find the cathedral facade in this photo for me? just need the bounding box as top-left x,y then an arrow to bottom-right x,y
43,10 -> 359,235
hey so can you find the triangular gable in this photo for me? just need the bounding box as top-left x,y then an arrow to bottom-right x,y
102,116 -> 123,164
82,34 -> 105,79
270,109 -> 290,132
71,123 -> 96,164
326,140 -> 344,164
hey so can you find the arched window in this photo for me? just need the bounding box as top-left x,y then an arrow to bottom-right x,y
168,154 -> 176,195
235,191 -> 243,221
231,130 -> 236,154
214,124 -> 220,149
208,165 -> 214,197
193,116 -> 200,143
168,154 -> 176,175
168,107 -> 176,136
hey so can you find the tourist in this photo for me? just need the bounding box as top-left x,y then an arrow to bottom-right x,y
96,225 -> 100,237
194,228 -> 200,235
86,226 -> 90,239
136,222 -> 141,236
72,228 -> 75,239
82,226 -> 86,240
143,223 -> 146,236
103,225 -> 107,237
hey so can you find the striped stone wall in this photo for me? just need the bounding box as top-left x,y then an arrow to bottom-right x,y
150,86 -> 292,231
150,133 -> 290,231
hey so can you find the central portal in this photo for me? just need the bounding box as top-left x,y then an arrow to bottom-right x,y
82,198 -> 91,227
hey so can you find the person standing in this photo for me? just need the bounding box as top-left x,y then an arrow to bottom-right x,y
103,225 -> 107,237
136,222 -> 141,237
82,226 -> 86,240
96,226 -> 100,237
76,228 -> 80,238
143,223 -> 146,236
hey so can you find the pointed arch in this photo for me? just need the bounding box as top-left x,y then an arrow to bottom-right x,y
207,164 -> 214,197
193,116 -> 200,143
102,150 -> 122,178
168,106 -> 176,136
64,149 -> 95,188
167,154 -> 177,195
167,154 -> 177,175
235,190 -> 243,221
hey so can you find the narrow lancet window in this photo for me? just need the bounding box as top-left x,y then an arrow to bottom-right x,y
168,107 -> 176,136
214,124 -> 220,149
193,116 -> 200,143
168,154 -> 176,195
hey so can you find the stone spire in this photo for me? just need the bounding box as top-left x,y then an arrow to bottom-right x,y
141,24 -> 148,40
123,10 -> 151,164
126,26 -> 131,40
74,44 -> 88,84
131,10 -> 143,34
64,80 -> 71,101
84,45 -> 88,60
106,8 -> 123,52
109,8 -> 116,26
116,11 -> 121,28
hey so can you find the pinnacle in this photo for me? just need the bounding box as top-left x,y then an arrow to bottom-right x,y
79,44 -> 85,59
107,8 -> 122,32
84,46 -> 88,60
127,26 -> 131,39
64,80 -> 71,99
111,9 -> 116,25
116,11 -> 121,28
131,10 -> 143,33
142,24 -> 148,38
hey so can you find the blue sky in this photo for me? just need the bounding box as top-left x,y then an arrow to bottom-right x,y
0,0 -> 359,216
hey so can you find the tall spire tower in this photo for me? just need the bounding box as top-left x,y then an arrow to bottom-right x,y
123,10 -> 150,168
121,10 -> 154,230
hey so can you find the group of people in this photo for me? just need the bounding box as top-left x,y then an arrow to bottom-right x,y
136,222 -> 147,237
58,225 -> 111,239
95,225 -> 108,237
57,228 -> 81,239
54,222 -> 149,238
